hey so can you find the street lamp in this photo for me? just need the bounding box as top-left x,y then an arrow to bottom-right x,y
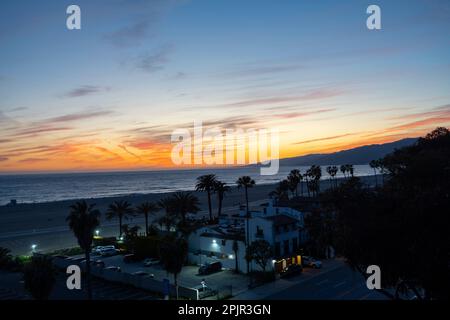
31,244 -> 37,252
95,230 -> 100,237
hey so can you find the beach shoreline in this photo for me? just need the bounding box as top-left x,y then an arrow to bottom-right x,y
0,175 -> 378,255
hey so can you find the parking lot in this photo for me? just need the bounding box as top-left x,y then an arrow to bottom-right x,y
92,253 -> 249,295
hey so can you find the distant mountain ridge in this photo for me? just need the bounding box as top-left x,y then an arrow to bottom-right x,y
280,138 -> 418,166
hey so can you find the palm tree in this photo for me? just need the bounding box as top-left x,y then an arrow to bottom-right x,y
236,175 -> 255,274
214,181 -> 231,217
106,200 -> 134,237
171,192 -> 200,225
66,201 -> 100,300
347,164 -> 355,177
23,255 -> 56,300
269,180 -> 289,201
136,202 -> 159,236
369,160 -> 379,187
287,169 -> 301,197
340,164 -> 347,179
157,215 -> 177,232
326,165 -> 338,189
159,236 -> 188,300
304,168 -> 312,197
157,196 -> 178,231
232,240 -> 239,273
195,174 -> 217,222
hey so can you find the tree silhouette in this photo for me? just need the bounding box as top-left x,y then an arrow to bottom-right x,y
23,255 -> 56,300
135,202 -> 159,236
67,201 -> 100,299
195,174 -> 217,222
106,200 -> 134,237
236,176 -> 255,274
159,236 -> 188,300
214,180 -> 231,217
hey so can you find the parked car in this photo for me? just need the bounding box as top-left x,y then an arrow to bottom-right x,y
302,256 -> 322,269
132,271 -> 150,277
143,258 -> 160,267
198,261 -> 222,275
280,264 -> 303,278
92,260 -> 105,268
193,285 -> 217,299
92,245 -> 116,255
123,254 -> 139,263
100,248 -> 120,257
104,266 -> 121,272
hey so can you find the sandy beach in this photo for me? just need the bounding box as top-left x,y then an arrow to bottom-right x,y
0,176 -> 377,255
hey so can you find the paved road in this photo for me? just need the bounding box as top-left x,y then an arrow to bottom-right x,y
265,263 -> 386,300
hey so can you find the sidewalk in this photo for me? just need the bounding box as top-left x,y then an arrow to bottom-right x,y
231,258 -> 345,300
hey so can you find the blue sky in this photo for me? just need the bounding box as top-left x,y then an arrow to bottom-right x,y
0,0 -> 449,172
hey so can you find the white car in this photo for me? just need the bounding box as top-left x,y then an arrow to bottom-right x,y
143,258 -> 160,267
92,245 -> 116,255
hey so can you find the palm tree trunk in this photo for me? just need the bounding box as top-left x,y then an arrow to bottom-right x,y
234,250 -> 239,273
373,169 -> 378,187
174,274 -> 179,300
85,250 -> 92,300
207,191 -> 213,222
145,213 -> 149,236
245,187 -> 250,274
119,216 -> 123,237
217,196 -> 223,216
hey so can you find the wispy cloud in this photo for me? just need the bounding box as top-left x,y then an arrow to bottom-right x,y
62,85 -> 111,98
387,104 -> 450,121
104,0 -> 182,48
44,110 -> 115,124
11,126 -> 73,138
105,21 -> 152,48
118,144 -> 142,160
18,157 -> 48,163
0,156 -> 8,162
135,45 -> 173,73
2,110 -> 115,140
218,87 -> 345,109
220,64 -> 304,78
294,133 -> 358,145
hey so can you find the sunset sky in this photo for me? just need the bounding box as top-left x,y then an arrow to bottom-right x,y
1,0 -> 450,173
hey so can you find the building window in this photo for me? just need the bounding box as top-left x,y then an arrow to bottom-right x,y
275,242 -> 281,257
284,224 -> 289,232
275,226 -> 280,234
292,237 -> 298,252
221,239 -> 226,246
256,226 -> 264,238
283,240 -> 289,255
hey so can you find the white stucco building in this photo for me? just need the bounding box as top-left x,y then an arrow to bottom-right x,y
187,199 -> 306,274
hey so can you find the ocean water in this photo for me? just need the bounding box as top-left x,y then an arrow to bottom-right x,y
0,165 -> 373,205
